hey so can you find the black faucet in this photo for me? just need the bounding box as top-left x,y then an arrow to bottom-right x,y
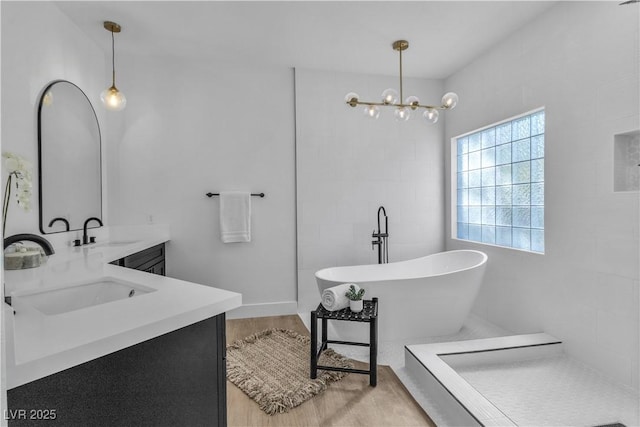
4,234 -> 56,307
371,206 -> 389,264
83,217 -> 103,245
48,217 -> 70,232
4,233 -> 55,255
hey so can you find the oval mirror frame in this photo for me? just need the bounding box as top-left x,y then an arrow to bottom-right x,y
38,80 -> 102,234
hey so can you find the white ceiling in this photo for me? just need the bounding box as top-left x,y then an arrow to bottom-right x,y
55,1 -> 556,79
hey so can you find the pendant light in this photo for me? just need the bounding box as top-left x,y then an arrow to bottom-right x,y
100,21 -> 127,111
345,40 -> 458,124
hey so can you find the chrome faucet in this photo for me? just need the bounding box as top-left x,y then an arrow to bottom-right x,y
82,217 -> 103,245
371,206 -> 389,264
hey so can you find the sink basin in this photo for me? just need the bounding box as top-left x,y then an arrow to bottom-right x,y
13,278 -> 156,315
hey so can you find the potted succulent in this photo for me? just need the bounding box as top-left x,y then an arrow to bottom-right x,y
345,284 -> 365,313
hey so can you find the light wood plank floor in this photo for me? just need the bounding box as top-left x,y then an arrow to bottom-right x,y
226,315 -> 435,427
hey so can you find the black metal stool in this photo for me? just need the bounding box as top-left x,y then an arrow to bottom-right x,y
310,297 -> 378,386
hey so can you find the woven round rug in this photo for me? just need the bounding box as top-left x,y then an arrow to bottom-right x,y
226,328 -> 353,415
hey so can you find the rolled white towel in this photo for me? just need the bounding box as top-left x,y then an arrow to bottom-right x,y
321,283 -> 360,311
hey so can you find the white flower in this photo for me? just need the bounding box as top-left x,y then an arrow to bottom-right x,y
3,151 -> 32,212
4,152 -> 32,182
4,157 -> 19,173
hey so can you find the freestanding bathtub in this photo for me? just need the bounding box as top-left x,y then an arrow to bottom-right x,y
315,250 -> 488,341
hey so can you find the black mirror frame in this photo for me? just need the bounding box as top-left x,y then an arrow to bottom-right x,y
37,80 -> 103,234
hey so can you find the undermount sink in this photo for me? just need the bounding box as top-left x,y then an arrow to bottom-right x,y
13,278 -> 156,316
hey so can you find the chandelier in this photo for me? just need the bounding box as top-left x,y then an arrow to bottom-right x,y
344,40 -> 458,123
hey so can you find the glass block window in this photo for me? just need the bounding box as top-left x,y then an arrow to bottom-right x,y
455,109 -> 544,253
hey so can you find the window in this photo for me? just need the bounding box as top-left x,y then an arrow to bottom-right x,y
454,109 -> 544,253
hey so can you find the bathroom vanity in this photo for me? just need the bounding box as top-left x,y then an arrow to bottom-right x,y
110,242 -> 166,276
4,227 -> 241,426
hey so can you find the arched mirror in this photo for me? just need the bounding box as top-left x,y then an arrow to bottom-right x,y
38,80 -> 102,234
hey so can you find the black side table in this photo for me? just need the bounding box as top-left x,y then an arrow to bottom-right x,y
310,297 -> 378,386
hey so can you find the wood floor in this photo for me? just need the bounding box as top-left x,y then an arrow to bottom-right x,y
226,315 -> 435,427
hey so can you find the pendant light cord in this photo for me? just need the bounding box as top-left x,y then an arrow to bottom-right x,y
399,47 -> 403,103
111,29 -> 116,87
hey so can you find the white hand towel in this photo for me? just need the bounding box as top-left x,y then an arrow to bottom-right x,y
219,191 -> 251,243
321,283 -> 360,311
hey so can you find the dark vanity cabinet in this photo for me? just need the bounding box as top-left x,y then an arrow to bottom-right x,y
7,242 -> 229,426
110,243 -> 166,276
7,314 -> 227,427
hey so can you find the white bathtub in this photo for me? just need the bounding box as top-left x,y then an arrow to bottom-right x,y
315,250 -> 488,341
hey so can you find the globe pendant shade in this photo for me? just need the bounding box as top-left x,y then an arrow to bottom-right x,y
101,86 -> 126,111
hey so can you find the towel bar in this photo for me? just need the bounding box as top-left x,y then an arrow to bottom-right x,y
206,192 -> 265,198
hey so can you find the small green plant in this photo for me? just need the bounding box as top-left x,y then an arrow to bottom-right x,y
345,284 -> 365,301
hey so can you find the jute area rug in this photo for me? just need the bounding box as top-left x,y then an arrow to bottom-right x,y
226,328 -> 354,415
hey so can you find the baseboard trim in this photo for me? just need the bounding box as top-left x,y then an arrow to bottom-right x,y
297,312 -> 311,332
226,301 -> 298,319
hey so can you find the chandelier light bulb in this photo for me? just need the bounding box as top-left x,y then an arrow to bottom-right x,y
381,88 -> 399,105
423,108 -> 439,124
394,107 -> 411,122
101,86 -> 127,111
441,92 -> 459,109
364,105 -> 381,119
344,92 -> 360,107
405,96 -> 420,110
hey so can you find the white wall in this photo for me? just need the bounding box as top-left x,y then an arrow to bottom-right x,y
1,1 -> 107,421
3,0 -> 638,400
295,68 -> 446,312
1,1 -> 106,237
445,2 -> 639,389
106,55 -> 297,312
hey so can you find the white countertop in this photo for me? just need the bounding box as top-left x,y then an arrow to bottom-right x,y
4,225 -> 242,389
